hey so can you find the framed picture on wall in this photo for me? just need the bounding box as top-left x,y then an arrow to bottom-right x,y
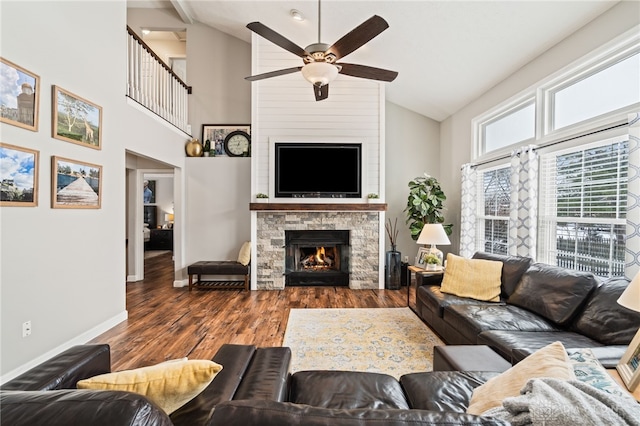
51,156 -> 102,209
201,124 -> 250,157
0,143 -> 39,207
52,85 -> 102,150
0,58 -> 40,132
143,179 -> 156,204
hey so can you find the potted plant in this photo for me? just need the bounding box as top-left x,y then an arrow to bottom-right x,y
367,193 -> 380,203
404,173 -> 452,241
424,253 -> 442,271
256,193 -> 269,203
203,139 -> 211,157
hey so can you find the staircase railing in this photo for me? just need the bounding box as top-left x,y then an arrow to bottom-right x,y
127,26 -> 191,133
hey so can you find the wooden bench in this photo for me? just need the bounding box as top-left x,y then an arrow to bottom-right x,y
187,261 -> 249,291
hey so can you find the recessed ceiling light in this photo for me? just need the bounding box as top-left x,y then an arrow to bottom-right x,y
142,28 -> 151,35
290,9 -> 305,22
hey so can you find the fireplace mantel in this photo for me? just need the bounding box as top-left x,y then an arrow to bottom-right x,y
249,203 -> 387,211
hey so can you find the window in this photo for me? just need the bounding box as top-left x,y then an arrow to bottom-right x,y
538,137 -> 628,277
477,167 -> 511,255
551,52 -> 640,131
480,101 -> 535,155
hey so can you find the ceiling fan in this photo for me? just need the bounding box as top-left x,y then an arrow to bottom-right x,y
245,0 -> 398,101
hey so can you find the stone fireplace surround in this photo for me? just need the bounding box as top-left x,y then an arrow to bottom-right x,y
254,210 -> 383,290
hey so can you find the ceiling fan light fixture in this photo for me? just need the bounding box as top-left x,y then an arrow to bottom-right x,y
301,62 -> 338,86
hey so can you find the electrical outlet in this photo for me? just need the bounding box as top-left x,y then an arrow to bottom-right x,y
22,321 -> 31,337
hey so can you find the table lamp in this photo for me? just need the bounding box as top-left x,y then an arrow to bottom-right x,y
416,224 -> 450,270
164,213 -> 174,228
616,271 -> 640,391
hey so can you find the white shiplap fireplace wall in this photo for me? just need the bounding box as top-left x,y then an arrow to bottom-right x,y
249,34 -> 387,290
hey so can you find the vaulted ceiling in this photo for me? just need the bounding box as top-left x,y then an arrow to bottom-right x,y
128,0 -> 618,121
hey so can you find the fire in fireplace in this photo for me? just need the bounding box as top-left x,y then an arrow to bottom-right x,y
285,230 -> 350,286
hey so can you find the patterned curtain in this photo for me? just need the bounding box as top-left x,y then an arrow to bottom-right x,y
460,163 -> 477,258
508,145 -> 539,258
626,112 -> 640,280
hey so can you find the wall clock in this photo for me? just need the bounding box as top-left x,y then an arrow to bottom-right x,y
223,130 -> 251,157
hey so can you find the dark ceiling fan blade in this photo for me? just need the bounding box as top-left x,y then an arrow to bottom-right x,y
325,15 -> 389,61
245,67 -> 302,82
247,22 -> 309,58
337,63 -> 398,82
313,84 -> 329,101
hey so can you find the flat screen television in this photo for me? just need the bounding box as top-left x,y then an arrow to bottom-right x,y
275,143 -> 362,198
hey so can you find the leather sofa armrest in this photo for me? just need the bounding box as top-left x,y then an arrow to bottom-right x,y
1,344 -> 111,391
0,389 -> 172,426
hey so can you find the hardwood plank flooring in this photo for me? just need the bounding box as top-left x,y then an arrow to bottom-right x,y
91,252 -> 414,370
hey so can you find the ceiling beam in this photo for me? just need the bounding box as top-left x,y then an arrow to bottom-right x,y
170,0 -> 194,24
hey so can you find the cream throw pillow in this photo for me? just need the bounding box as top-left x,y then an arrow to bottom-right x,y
467,341 -> 576,415
237,241 -> 251,266
77,359 -> 222,414
440,253 -> 502,302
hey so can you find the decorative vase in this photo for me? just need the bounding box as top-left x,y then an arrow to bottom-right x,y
185,139 -> 203,157
385,246 -> 401,290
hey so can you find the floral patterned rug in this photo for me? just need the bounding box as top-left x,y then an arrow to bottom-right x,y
282,307 -> 444,379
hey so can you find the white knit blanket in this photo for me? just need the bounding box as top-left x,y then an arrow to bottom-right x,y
484,378 -> 640,426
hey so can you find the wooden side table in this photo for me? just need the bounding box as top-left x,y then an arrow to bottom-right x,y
406,265 -> 444,307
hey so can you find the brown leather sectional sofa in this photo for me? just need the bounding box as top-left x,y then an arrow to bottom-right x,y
1,343 -> 509,425
415,251 -> 640,366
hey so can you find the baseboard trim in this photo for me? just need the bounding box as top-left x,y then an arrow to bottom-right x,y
174,279 -> 188,288
0,310 -> 128,385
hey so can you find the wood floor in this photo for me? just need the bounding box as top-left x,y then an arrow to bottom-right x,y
91,252 -> 413,371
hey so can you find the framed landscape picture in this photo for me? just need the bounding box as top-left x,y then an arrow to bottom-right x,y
52,86 -> 102,150
51,156 -> 102,209
0,58 -> 40,131
202,124 -> 250,156
0,143 -> 39,207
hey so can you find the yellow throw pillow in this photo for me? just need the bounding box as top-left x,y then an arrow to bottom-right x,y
77,359 -> 222,414
467,341 -> 575,415
440,253 -> 502,302
237,241 -> 251,266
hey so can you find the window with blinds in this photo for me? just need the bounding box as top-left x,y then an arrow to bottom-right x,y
538,137 -> 628,277
477,167 -> 511,255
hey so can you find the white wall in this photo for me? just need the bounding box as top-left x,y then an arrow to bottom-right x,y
0,1 -> 187,380
128,8 -> 252,271
385,102 -> 440,263
440,1 -> 640,255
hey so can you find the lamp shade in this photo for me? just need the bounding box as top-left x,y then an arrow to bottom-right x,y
301,62 -> 339,87
618,272 -> 640,313
416,224 -> 451,246
164,213 -> 174,222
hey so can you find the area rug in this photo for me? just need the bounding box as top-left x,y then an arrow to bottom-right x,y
282,307 -> 444,379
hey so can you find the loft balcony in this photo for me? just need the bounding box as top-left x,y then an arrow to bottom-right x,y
126,26 -> 191,133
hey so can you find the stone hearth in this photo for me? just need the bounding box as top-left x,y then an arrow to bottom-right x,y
255,211 -> 381,289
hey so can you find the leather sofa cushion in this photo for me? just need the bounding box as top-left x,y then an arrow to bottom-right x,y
170,344 -> 256,426
210,399 -> 510,425
472,252 -> 533,298
400,371 -> 498,412
289,370 -> 410,410
571,277 -> 640,345
477,330 -> 603,363
507,263 -> 597,326
417,285 -> 500,318
443,304 -> 560,344
0,389 -> 173,426
233,347 -> 291,401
